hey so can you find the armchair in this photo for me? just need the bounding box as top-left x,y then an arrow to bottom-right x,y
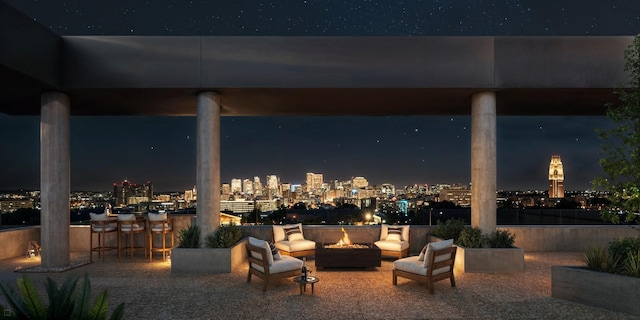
272,223 -> 315,258
246,237 -> 304,291
374,224 -> 410,259
392,239 -> 457,294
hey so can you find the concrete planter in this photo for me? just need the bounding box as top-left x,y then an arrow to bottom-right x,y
454,245 -> 524,273
427,235 -> 524,274
171,238 -> 247,274
552,266 -> 640,316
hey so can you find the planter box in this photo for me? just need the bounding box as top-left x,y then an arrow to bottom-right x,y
171,238 -> 247,274
428,235 -> 524,274
552,266 -> 640,316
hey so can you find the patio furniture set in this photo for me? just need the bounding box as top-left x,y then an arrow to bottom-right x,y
89,212 -> 175,263
247,223 -> 457,294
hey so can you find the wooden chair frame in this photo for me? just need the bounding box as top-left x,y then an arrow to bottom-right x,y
379,229 -> 411,259
117,217 -> 147,261
246,242 -> 300,292
90,218 -> 118,262
393,246 -> 457,294
148,217 -> 175,262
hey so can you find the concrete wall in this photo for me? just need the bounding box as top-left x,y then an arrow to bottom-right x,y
0,226 -> 40,259
0,223 -> 638,260
503,225 -> 638,252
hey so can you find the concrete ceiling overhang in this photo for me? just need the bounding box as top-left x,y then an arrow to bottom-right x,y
0,3 -> 633,116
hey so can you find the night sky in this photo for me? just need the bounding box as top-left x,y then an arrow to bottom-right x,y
1,1 -> 639,192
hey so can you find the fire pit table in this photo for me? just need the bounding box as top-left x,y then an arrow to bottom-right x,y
315,228 -> 381,270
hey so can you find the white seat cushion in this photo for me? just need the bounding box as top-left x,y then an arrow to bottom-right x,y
251,255 -> 303,274
374,240 -> 409,252
274,239 -> 316,253
148,213 -> 171,232
91,224 -> 116,232
394,256 -> 427,275
394,255 -> 450,276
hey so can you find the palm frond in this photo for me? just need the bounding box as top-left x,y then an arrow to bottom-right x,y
109,302 -> 125,320
16,276 -> 46,320
72,274 -> 92,319
88,291 -> 109,320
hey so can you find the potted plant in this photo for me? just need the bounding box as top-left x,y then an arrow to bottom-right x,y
454,227 -> 524,273
171,224 -> 248,274
429,220 -> 524,273
552,237 -> 640,316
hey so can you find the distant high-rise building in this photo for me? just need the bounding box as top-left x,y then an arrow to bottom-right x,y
230,179 -> 242,194
253,176 -> 263,196
266,175 -> 280,197
243,178 -> 253,195
352,176 -> 369,189
220,183 -> 231,195
548,155 -> 565,198
306,172 -> 324,194
185,186 -> 197,203
113,180 -> 152,206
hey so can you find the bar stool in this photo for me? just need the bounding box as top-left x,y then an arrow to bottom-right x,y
89,212 -> 117,262
148,212 -> 174,262
117,213 -> 147,260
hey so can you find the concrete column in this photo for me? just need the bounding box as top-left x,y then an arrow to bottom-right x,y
471,91 -> 497,234
40,91 -> 70,268
196,92 -> 221,244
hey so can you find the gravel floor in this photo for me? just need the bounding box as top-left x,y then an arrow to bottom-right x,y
0,251 -> 638,320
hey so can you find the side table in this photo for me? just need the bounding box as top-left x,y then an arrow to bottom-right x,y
293,276 -> 319,295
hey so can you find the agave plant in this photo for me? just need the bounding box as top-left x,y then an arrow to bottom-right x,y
0,273 -> 124,320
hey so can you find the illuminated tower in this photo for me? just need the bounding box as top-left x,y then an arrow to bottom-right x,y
548,155 -> 564,198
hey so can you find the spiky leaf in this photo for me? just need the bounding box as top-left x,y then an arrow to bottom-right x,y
16,276 -> 46,320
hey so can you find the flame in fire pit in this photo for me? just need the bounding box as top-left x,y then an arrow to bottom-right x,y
336,227 -> 353,246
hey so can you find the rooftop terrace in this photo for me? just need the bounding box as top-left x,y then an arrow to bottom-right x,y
0,251 -> 637,320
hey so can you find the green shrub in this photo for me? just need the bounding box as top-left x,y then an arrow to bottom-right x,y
624,248 -> 640,277
0,274 -> 124,320
608,237 -> 640,267
431,218 -> 465,242
584,246 -> 609,271
486,229 -> 516,248
177,224 -> 201,248
458,227 -> 484,248
205,223 -> 245,248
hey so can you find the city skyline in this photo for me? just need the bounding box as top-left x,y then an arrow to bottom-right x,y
1,1 -> 638,192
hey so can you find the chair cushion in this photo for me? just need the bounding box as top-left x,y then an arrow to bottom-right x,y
251,255 -> 303,274
418,244 -> 429,261
386,227 -> 403,241
148,212 -> 167,221
394,256 -> 427,275
268,241 -> 282,260
380,224 -> 410,242
273,223 -> 303,242
248,237 -> 274,265
374,240 -> 409,252
423,239 -> 454,268
89,212 -> 116,231
274,239 -> 316,253
117,213 -> 136,221
89,212 -> 108,221
394,255 -> 451,276
148,213 -> 171,232
284,225 -> 305,241
120,224 -> 144,232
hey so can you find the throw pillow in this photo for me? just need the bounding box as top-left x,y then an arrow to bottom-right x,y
284,226 -> 304,241
386,227 -> 403,241
423,238 -> 454,268
268,241 -> 282,260
418,244 -> 429,261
